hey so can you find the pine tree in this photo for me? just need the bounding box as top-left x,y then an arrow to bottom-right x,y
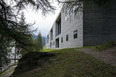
0,0 -> 54,65
20,35 -> 35,55
35,32 -> 43,51
0,36 -> 11,66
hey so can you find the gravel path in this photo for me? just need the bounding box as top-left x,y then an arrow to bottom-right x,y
76,46 -> 116,67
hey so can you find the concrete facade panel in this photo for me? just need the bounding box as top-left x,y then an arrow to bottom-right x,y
46,9 -> 83,49
46,0 -> 116,49
83,0 -> 116,46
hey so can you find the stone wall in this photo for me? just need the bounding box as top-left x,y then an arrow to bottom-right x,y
83,0 -> 116,46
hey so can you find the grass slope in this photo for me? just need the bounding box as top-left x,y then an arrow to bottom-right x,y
12,48 -> 116,77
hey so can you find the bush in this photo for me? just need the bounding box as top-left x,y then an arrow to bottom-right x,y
95,40 -> 116,51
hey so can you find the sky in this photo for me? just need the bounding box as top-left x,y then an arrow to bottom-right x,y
23,1 -> 61,37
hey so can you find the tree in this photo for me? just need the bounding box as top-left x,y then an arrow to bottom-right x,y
20,35 -> 35,55
16,12 -> 37,55
35,32 -> 43,51
0,0 -> 54,66
0,36 -> 12,66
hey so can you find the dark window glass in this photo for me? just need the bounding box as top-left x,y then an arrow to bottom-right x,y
50,29 -> 53,40
56,38 -> 59,48
47,35 -> 49,43
74,30 -> 78,39
61,37 -> 63,43
66,34 -> 69,41
56,14 -> 61,37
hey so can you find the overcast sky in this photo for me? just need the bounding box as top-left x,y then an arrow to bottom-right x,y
23,1 -> 61,37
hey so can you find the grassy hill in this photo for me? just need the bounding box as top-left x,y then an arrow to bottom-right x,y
11,48 -> 116,77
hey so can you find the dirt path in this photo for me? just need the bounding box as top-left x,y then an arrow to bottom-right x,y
76,46 -> 116,67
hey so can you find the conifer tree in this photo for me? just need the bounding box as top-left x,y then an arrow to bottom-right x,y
0,0 -> 54,65
35,32 -> 43,51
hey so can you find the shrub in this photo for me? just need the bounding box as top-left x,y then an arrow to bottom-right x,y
95,40 -> 116,51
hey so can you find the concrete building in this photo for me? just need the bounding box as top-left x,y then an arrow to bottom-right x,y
46,0 -> 116,49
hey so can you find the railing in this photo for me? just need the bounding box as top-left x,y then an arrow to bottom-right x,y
9,58 -> 20,60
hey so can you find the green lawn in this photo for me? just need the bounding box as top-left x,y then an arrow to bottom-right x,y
41,46 -> 57,52
12,48 -> 116,77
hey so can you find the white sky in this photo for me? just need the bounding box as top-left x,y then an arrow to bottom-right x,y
23,1 -> 61,37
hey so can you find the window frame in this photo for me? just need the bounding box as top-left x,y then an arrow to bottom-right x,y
66,34 -> 69,41
61,37 -> 63,43
73,30 -> 78,39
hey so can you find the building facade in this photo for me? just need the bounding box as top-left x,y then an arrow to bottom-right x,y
46,0 -> 116,49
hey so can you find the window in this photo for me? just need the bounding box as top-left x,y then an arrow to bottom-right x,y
74,30 -> 78,39
61,37 -> 63,43
47,35 -> 49,43
50,29 -> 53,41
56,38 -> 59,48
56,14 -> 61,37
66,34 -> 69,41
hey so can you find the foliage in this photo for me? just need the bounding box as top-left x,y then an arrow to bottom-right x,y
10,12 -> 34,56
20,35 -> 35,55
0,0 -> 54,66
11,48 -> 116,77
21,32 -> 44,55
0,36 -> 12,66
94,40 -> 116,51
34,32 -> 43,51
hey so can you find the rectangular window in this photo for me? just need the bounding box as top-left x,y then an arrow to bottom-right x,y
47,35 -> 49,43
66,34 -> 69,41
50,29 -> 53,41
61,37 -> 63,43
56,38 -> 59,48
56,14 -> 61,37
74,30 -> 78,39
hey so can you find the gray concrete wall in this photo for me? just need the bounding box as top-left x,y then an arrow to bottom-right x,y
46,23 -> 56,49
58,10 -> 83,49
83,0 -> 116,46
46,8 -> 83,49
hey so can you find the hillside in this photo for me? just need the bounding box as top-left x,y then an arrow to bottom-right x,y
11,48 -> 116,77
